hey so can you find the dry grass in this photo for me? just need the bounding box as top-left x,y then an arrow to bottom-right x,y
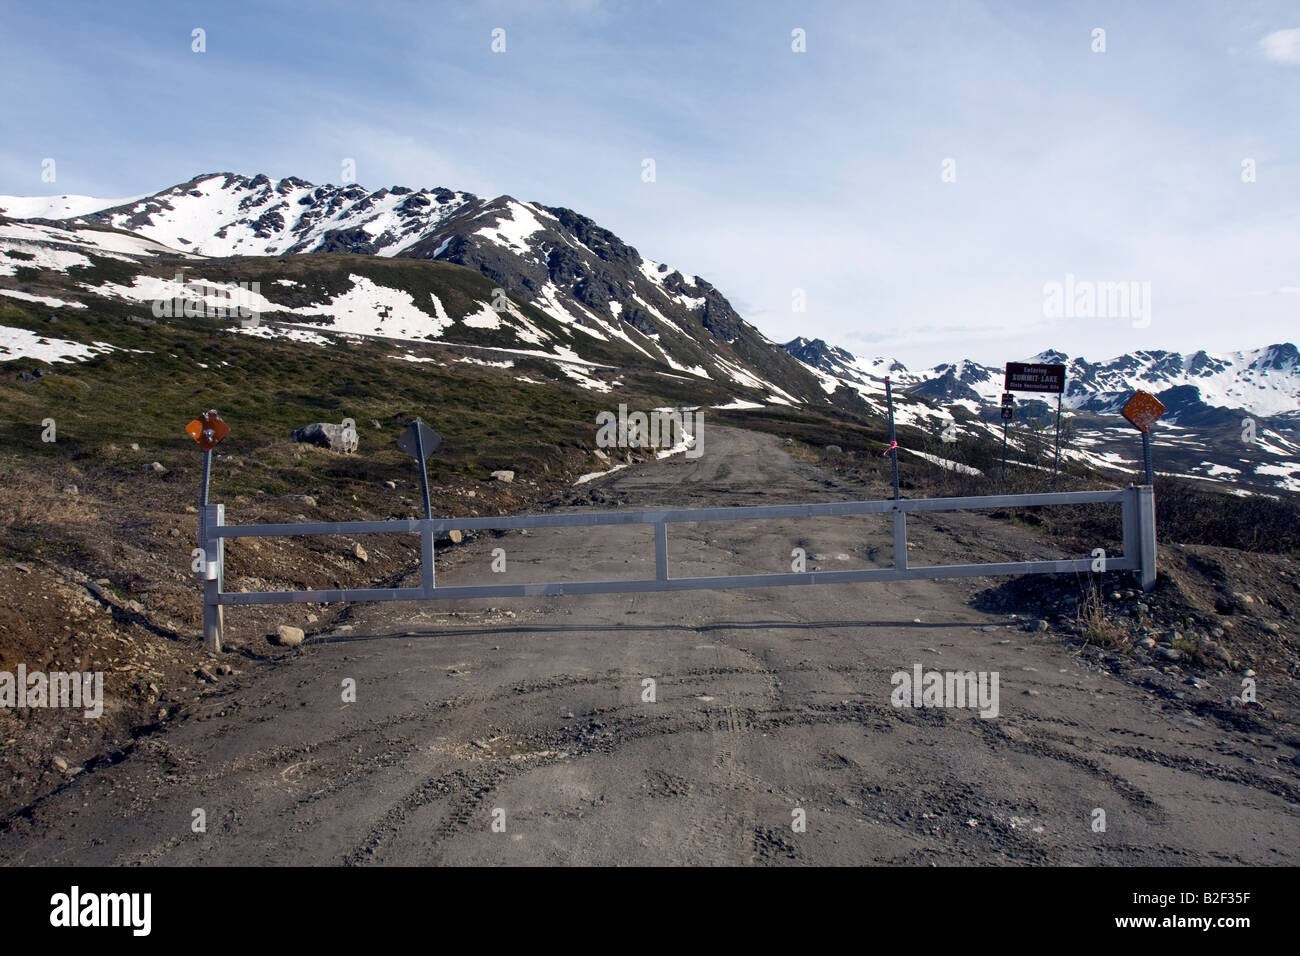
0,464 -> 97,530
1074,581 -> 1131,652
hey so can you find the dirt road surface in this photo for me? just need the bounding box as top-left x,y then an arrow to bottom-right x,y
2,427 -> 1296,865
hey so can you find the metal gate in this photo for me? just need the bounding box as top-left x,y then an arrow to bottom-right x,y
198,485 -> 1156,651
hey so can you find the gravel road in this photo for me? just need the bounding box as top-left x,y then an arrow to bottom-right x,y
3,426 -> 1295,865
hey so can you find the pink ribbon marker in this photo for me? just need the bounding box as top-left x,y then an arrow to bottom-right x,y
883,440 -> 898,457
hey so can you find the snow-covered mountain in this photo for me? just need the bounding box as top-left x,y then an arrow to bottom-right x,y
784,336 -> 917,393
0,193 -> 146,221
1051,345 -> 1300,419
23,173 -> 821,404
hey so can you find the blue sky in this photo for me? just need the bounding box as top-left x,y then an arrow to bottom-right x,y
1,0 -> 1296,368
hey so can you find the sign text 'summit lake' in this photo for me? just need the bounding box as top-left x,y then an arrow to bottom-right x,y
1004,362 -> 1066,394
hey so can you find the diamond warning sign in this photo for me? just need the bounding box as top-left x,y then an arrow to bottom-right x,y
1121,391 -> 1166,433
186,410 -> 230,451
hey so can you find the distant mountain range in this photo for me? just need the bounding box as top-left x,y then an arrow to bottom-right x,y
1,173 -> 1296,493
782,335 -> 1300,492
785,336 -> 1300,423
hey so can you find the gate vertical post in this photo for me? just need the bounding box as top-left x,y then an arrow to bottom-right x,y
654,522 -> 669,581
202,503 -> 224,651
1137,484 -> 1157,592
893,507 -> 907,571
421,525 -> 436,595
1121,485 -> 1138,570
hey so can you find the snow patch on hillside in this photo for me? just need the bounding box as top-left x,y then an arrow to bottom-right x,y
460,302 -> 502,329
0,194 -> 147,220
234,324 -> 333,346
0,289 -> 86,308
304,274 -> 452,338
0,324 -> 114,361
904,448 -> 982,476
479,201 -> 546,251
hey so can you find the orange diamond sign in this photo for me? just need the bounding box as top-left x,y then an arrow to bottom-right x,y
1121,391 -> 1166,433
186,410 -> 230,451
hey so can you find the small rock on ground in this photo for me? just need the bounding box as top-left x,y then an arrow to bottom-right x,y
274,625 -> 305,647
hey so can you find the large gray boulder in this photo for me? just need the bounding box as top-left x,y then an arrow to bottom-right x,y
291,422 -> 358,454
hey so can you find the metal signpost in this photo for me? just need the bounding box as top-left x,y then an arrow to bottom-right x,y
884,377 -> 900,500
396,419 -> 442,595
999,392 -> 1014,479
1121,391 -> 1166,486
185,410 -> 230,652
1053,396 -> 1063,478
396,419 -> 441,519
1003,362 -> 1067,478
186,410 -> 230,508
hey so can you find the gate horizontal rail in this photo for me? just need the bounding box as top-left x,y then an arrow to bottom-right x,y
197,485 -> 1157,650
210,489 -> 1130,538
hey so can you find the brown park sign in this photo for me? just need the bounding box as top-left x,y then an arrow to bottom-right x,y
1121,391 -> 1166,433
1004,362 -> 1066,394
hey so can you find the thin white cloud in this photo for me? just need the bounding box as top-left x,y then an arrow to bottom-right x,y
1260,28 -> 1300,63
1237,286 -> 1300,297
